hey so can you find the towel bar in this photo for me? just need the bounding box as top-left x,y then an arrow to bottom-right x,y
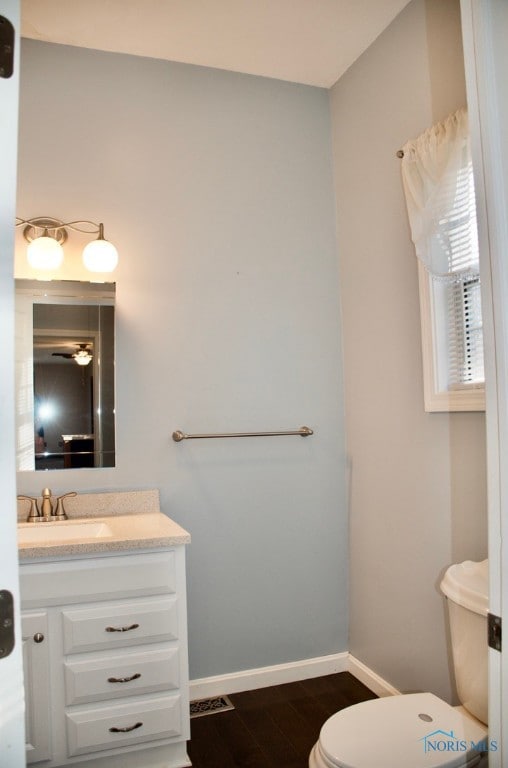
172,426 -> 313,442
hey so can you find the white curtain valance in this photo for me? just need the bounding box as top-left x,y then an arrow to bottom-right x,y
401,108 -> 479,282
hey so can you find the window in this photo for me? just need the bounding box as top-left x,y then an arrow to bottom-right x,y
418,264 -> 485,412
449,276 -> 484,388
401,108 -> 485,412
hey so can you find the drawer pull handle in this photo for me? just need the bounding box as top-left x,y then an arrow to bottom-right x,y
109,721 -> 143,733
107,673 -> 141,684
105,623 -> 140,633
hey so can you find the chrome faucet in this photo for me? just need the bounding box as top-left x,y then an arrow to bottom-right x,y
17,489 -> 77,522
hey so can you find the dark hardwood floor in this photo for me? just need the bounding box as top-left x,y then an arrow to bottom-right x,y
187,672 -> 377,767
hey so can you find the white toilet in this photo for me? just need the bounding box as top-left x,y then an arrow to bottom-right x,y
310,559 -> 489,768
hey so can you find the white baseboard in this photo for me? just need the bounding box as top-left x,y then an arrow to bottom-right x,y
347,655 -> 401,697
190,652 -> 349,701
189,651 -> 401,701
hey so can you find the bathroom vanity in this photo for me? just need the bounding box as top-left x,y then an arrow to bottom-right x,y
17,490 -> 191,768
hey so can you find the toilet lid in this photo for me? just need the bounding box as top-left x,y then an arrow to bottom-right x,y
319,693 -> 488,768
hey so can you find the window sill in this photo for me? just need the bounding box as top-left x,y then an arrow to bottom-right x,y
424,386 -> 485,413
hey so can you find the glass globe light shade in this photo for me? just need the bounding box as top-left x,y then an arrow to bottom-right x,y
82,238 -> 119,273
73,350 -> 92,366
27,236 -> 64,270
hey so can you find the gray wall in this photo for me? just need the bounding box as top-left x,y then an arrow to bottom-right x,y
16,40 -> 348,679
330,0 -> 487,701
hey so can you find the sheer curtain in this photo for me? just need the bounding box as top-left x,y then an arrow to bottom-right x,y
400,108 -> 479,282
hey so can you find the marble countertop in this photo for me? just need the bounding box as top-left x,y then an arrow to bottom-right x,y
17,490 -> 190,561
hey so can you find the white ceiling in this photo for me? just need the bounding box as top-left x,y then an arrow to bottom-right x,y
21,0 -> 411,88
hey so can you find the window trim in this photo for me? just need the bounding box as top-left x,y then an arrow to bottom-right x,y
417,260 -> 485,412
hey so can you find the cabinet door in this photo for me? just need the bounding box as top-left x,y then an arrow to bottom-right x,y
22,611 -> 52,764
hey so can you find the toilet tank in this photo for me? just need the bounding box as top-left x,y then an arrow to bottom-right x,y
440,559 -> 488,725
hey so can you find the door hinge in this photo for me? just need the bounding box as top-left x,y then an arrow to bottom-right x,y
0,16 -> 15,78
0,590 -> 15,659
488,612 -> 502,652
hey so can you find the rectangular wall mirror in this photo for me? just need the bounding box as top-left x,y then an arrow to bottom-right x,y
15,280 -> 115,471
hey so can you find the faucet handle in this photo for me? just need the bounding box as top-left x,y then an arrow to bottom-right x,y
17,495 -> 41,522
53,491 -> 77,521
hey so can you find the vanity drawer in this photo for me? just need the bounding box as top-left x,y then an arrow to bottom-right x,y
21,551 -> 176,608
64,646 -> 180,705
62,596 -> 178,654
66,693 -> 181,757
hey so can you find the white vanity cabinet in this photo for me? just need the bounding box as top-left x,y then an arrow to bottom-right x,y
22,610 -> 52,763
20,548 -> 191,768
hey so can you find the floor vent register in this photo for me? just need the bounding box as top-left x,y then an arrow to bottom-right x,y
190,695 -> 235,718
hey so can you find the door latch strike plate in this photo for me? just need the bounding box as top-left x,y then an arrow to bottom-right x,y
488,612 -> 502,652
0,590 -> 15,659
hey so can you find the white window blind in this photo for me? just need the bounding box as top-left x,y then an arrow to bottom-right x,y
448,276 -> 484,388
439,157 -> 484,389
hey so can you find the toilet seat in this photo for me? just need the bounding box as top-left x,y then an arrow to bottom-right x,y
310,693 -> 488,768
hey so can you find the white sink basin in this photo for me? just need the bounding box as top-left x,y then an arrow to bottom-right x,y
18,520 -> 112,545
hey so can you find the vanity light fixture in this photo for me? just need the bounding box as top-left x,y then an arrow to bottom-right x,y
16,217 -> 119,273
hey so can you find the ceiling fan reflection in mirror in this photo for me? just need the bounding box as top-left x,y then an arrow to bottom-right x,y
52,343 -> 93,366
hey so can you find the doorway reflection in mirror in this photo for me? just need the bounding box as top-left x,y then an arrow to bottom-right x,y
15,280 -> 115,471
